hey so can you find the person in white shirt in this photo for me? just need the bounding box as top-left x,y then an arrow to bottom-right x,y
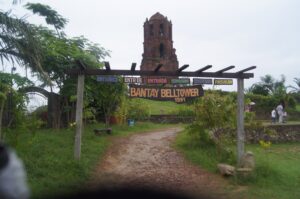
276,104 -> 284,123
271,108 -> 276,124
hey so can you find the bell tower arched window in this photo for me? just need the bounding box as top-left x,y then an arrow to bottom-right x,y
159,43 -> 164,58
150,24 -> 154,36
159,24 -> 164,36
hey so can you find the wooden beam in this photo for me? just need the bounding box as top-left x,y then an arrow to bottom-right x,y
236,66 -> 256,73
195,65 -> 212,73
76,60 -> 86,70
215,65 -> 235,73
154,64 -> 163,72
66,68 -> 254,79
131,63 -> 137,72
104,62 -> 111,71
237,78 -> 245,165
74,74 -> 85,160
177,64 -> 189,73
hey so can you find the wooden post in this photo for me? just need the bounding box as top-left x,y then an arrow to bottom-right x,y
74,74 -> 85,160
237,78 -> 245,165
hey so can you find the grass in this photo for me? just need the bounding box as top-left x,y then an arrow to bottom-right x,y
244,144 -> 300,199
5,122 -> 176,199
175,130 -> 300,199
296,104 -> 300,112
135,98 -> 192,115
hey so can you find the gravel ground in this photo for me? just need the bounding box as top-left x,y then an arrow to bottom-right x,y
90,127 -> 239,199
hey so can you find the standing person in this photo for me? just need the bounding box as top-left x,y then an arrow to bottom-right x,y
283,111 -> 287,123
271,108 -> 276,124
276,103 -> 284,123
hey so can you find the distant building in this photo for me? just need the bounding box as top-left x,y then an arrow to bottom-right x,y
141,12 -> 179,72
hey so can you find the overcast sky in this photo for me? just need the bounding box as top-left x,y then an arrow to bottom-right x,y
1,0 -> 300,91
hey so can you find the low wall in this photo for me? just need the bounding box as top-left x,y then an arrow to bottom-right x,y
246,124 -> 300,143
148,115 -> 194,124
147,115 -> 300,143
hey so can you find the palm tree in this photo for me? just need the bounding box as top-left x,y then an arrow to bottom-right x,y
259,74 -> 286,96
0,11 -> 44,73
289,78 -> 300,93
260,74 -> 275,94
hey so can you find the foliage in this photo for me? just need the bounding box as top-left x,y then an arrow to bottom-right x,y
33,26 -> 109,89
191,92 -> 236,137
171,106 -> 195,117
246,93 -> 279,112
0,72 -> 33,87
248,74 -> 287,97
126,98 -> 151,121
0,10 -> 42,68
259,140 -> 271,149
25,3 -> 68,34
288,78 -> 300,93
0,72 -> 34,139
248,84 -> 269,96
187,92 -> 236,163
87,77 -> 127,126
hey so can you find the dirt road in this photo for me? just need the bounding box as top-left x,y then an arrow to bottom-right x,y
90,127 -> 235,198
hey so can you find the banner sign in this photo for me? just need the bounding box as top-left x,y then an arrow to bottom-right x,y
214,79 -> 233,85
129,85 -> 204,103
97,76 -> 118,83
193,78 -> 213,85
124,77 -> 142,84
144,77 -> 168,84
171,78 -> 190,84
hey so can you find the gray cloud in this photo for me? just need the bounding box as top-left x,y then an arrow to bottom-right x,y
2,0 -> 300,90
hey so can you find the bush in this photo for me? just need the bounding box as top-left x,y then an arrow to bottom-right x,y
127,98 -> 150,121
187,92 -> 236,163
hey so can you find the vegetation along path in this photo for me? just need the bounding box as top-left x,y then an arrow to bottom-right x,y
90,127 -> 236,198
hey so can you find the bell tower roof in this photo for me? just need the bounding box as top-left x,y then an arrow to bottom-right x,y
149,12 -> 165,21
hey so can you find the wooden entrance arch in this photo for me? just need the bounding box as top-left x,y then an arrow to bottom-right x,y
67,60 -> 256,165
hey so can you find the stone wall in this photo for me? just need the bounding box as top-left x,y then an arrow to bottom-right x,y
147,115 -> 194,124
246,124 -> 300,143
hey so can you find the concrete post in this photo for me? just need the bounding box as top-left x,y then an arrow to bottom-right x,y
74,74 -> 85,160
237,78 -> 245,165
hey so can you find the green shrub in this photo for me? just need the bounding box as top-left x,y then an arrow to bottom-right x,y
127,98 -> 150,121
187,92 -> 236,163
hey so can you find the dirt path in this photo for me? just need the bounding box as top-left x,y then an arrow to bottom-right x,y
90,127 -> 236,198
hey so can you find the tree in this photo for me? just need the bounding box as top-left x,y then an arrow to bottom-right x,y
0,11 -> 44,75
88,77 -> 127,126
25,3 -> 67,36
248,74 -> 287,97
289,78 -> 300,93
23,4 -> 110,126
248,83 -> 269,96
0,72 -> 33,139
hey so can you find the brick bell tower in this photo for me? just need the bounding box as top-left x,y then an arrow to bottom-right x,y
141,12 -> 179,72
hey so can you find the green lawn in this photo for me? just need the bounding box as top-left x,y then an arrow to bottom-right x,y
296,104 -> 300,112
5,122 -> 175,199
175,130 -> 300,199
135,98 -> 192,115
